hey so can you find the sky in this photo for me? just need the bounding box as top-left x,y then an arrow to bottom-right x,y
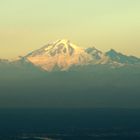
0,0 -> 140,59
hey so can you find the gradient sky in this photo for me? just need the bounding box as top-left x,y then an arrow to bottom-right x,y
0,0 -> 140,59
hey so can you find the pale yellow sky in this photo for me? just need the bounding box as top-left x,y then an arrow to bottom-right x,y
0,0 -> 140,59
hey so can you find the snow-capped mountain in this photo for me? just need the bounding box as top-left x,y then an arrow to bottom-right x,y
20,39 -> 140,71
1,39 -> 140,72
106,49 -> 140,65
25,39 -> 93,71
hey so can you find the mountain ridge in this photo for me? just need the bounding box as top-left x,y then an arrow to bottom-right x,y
1,39 -> 140,72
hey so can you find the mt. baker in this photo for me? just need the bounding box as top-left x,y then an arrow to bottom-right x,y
26,39 -> 93,71
1,39 -> 140,72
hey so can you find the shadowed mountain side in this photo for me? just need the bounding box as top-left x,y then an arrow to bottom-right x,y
0,64 -> 140,108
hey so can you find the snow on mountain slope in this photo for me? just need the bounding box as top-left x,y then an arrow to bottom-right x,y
25,39 -> 93,71
106,49 -> 140,65
85,47 -> 111,64
22,39 -> 140,71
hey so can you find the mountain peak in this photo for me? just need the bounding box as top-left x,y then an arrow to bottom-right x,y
108,49 -> 118,54
25,39 -> 92,71
56,39 -> 70,44
41,39 -> 79,53
106,49 -> 120,57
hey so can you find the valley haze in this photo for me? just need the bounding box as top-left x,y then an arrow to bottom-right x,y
0,39 -> 140,109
